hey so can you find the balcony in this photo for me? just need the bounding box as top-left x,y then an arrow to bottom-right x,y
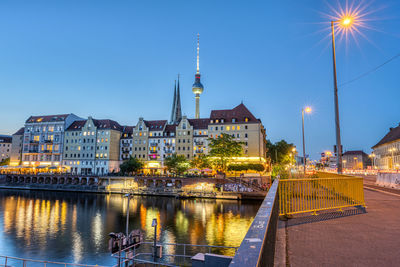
28,149 -> 39,153
194,141 -> 204,146
122,143 -> 130,147
29,140 -> 39,144
44,139 -> 53,143
149,142 -> 159,147
42,150 -> 52,153
195,150 -> 204,154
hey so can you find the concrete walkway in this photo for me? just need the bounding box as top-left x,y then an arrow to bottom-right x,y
276,187 -> 400,267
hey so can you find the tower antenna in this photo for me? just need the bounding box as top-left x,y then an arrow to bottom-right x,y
196,33 -> 200,74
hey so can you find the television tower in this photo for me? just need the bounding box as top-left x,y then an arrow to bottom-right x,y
192,33 -> 204,119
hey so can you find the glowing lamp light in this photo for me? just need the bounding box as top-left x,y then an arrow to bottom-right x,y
342,16 -> 353,26
304,107 -> 312,113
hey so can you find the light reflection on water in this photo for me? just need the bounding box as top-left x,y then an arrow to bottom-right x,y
0,190 -> 261,265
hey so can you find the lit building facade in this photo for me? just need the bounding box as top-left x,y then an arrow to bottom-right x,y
21,114 -> 82,167
0,135 -> 12,162
342,150 -> 371,169
63,117 -> 123,175
10,128 -> 24,166
124,103 -> 267,172
372,124 -> 400,170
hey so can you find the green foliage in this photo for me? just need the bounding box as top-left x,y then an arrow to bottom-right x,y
0,157 -> 10,166
190,155 -> 211,170
228,163 -> 265,172
208,133 -> 244,173
165,153 -> 189,175
120,156 -> 144,175
266,139 -> 296,165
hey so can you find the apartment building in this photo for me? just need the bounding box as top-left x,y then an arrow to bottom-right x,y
0,135 -> 12,162
10,128 -> 24,166
372,124 -> 400,170
63,117 -> 122,175
120,126 -> 134,161
21,114 -> 82,167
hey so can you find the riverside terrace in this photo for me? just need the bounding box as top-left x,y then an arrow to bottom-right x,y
0,174 -> 269,200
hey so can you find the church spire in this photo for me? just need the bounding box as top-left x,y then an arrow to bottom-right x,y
170,80 -> 177,124
176,75 -> 182,121
170,75 -> 182,124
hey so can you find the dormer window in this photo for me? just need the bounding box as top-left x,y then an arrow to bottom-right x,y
245,117 -> 249,122
216,119 -> 219,123
210,120 -> 214,123
221,119 -> 224,123
232,118 -> 236,123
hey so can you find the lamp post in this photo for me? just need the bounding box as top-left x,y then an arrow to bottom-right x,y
124,193 -> 132,237
302,107 -> 312,177
369,153 -> 375,169
152,218 -> 158,261
330,16 -> 353,174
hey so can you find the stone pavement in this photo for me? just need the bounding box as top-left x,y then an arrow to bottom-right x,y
275,188 -> 400,267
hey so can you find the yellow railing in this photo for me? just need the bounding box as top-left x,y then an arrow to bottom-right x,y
279,177 -> 365,216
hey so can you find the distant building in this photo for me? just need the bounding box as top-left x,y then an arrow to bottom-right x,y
342,150 -> 370,170
372,124 -> 400,170
10,128 -> 24,166
21,114 -> 82,167
0,135 -> 12,162
120,126 -> 134,161
63,117 -> 123,175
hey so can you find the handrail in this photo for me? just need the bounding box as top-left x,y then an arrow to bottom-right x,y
0,255 -> 107,267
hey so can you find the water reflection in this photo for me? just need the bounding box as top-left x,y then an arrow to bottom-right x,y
0,190 -> 261,265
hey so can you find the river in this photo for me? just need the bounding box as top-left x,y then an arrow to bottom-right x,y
0,189 -> 261,266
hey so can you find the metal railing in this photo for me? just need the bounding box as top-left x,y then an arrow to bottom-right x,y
279,177 -> 365,216
0,255 -> 107,267
111,241 -> 239,267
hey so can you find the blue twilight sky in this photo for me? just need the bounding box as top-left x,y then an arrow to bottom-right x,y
0,0 -> 399,159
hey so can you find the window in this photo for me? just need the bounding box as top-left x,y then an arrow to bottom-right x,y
245,126 -> 248,130
245,117 -> 249,122
245,133 -> 248,138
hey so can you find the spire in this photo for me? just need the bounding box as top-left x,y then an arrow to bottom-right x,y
176,74 -> 182,121
170,75 -> 182,124
170,80 -> 177,124
196,33 -> 200,74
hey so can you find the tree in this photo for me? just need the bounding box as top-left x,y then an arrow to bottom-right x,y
190,155 -> 211,170
120,157 -> 144,175
0,157 -> 10,166
228,163 -> 265,172
165,153 -> 189,175
266,140 -> 296,165
208,133 -> 244,173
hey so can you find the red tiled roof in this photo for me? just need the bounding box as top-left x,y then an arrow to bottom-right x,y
13,127 -> 25,135
164,124 -> 177,132
144,120 -> 167,131
122,126 -> 134,134
188,118 -> 209,129
372,125 -> 400,148
210,103 -> 258,123
25,114 -> 70,123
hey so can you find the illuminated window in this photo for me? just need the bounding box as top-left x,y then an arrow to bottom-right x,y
101,138 -> 104,142
149,132 -> 153,137
83,132 -> 87,136
78,146 -> 81,151
33,135 -> 40,141
139,132 -> 142,136
226,126 -> 230,131
199,131 -> 202,135
237,126 -> 241,130
245,118 -> 249,122
232,126 -> 235,130
77,161 -> 80,165
105,138 -> 108,142
48,126 -> 54,132
216,119 -> 219,123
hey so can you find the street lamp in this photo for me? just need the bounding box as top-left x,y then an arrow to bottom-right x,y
330,15 -> 355,174
302,107 -> 312,176
369,153 -> 375,169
